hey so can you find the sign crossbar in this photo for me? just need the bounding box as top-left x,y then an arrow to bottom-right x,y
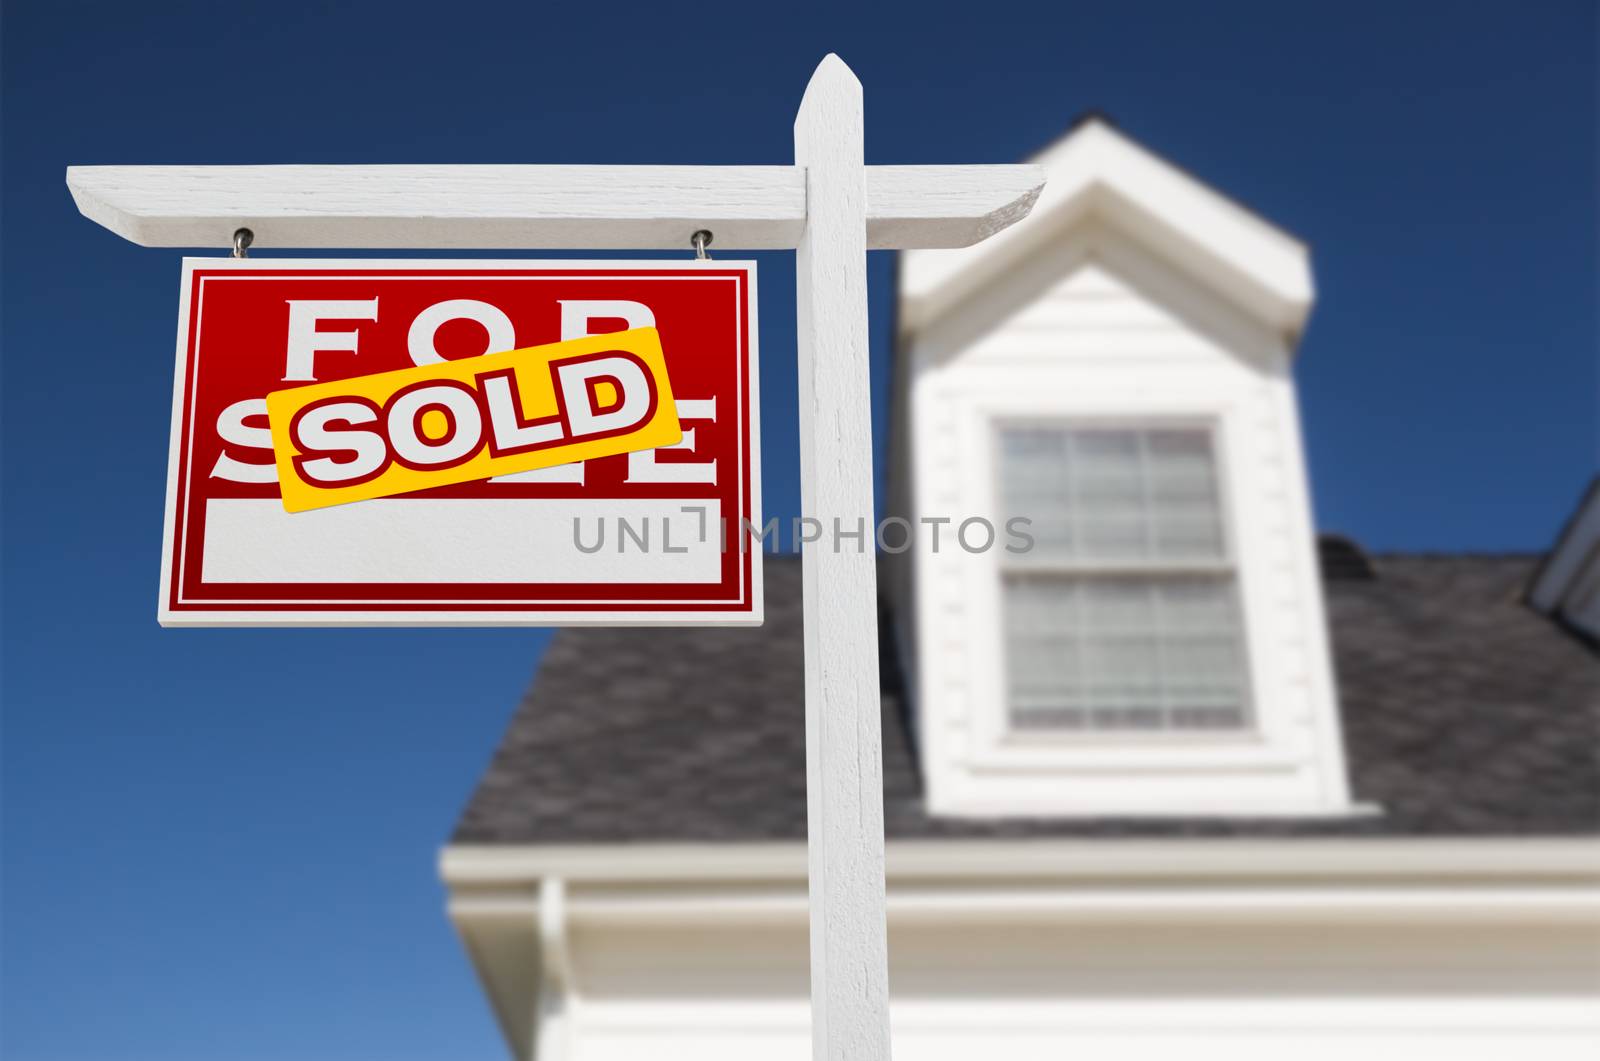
67,163 -> 1042,251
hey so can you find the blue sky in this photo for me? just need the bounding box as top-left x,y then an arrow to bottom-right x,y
2,2 -> 1593,1058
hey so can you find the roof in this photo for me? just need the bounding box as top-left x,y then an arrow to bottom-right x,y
897,117 -> 1315,342
452,549 -> 1600,845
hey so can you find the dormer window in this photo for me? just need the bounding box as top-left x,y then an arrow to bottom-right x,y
891,117 -> 1355,817
998,423 -> 1251,733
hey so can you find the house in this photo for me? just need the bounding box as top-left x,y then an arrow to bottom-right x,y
440,118 -> 1600,1059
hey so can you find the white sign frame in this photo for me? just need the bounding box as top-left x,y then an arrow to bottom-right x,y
157,257 -> 763,628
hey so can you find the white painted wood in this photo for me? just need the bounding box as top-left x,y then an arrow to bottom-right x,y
866,166 -> 1043,248
793,55 -> 892,1061
65,163 -> 1043,251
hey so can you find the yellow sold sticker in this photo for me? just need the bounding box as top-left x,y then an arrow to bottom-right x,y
266,327 -> 680,513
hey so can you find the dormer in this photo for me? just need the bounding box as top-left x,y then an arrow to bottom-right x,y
886,117 -> 1355,817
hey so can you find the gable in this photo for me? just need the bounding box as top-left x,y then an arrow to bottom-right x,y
899,118 -> 1313,344
911,223 -> 1290,380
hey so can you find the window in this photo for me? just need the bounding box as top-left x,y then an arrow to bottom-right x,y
997,425 -> 1250,733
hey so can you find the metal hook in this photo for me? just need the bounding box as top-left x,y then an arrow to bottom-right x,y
691,229 -> 713,261
232,227 -> 254,259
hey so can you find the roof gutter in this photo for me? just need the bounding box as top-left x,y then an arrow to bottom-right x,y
442,836 -> 1600,887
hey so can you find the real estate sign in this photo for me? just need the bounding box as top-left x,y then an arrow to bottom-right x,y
160,259 -> 761,626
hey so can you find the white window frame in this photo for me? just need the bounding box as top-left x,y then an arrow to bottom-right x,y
990,415 -> 1255,745
951,394 -> 1303,778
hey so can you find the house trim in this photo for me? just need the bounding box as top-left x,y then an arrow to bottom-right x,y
443,838 -> 1600,1058
898,119 -> 1314,341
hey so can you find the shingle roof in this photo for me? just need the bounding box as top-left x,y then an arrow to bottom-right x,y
452,551 -> 1599,844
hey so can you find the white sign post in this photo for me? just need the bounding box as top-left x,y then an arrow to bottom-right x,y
793,56 -> 892,1060
67,53 -> 1044,1059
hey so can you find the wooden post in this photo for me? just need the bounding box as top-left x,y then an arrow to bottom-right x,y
793,54 -> 891,1061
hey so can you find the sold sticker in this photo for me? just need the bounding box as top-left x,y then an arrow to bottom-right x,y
266,327 -> 680,513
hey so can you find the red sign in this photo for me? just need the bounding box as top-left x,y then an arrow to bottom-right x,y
160,259 -> 761,626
